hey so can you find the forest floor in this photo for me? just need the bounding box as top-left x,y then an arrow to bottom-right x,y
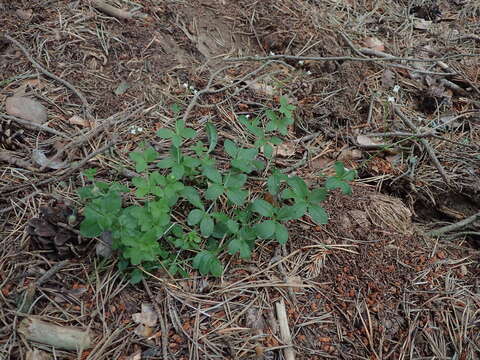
1,0 -> 480,359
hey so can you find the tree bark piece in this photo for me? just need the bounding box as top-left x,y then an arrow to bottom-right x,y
275,299 -> 295,360
18,317 -> 92,351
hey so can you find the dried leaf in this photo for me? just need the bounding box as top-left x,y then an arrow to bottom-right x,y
247,82 -> 275,96
32,150 -> 67,170
68,115 -> 89,127
356,135 -> 384,147
338,148 -> 362,161
286,275 -> 303,292
275,142 -> 296,157
5,97 -> 47,124
132,303 -> 158,327
26,349 -> 52,360
114,81 -> 130,95
364,37 -> 384,51
381,69 -> 396,88
310,157 -> 335,173
127,351 -> 142,360
245,308 -> 265,331
134,324 -> 154,337
16,9 -> 33,21
414,19 -> 432,30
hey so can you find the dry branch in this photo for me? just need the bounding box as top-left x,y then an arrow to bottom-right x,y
275,299 -> 295,360
1,34 -> 92,120
91,0 -> 133,20
428,212 -> 480,237
393,106 -> 450,184
18,317 -> 92,351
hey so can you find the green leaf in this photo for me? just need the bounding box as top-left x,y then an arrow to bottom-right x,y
224,139 -> 238,158
171,103 -> 181,115
274,223 -> 289,244
254,220 -> 276,238
171,164 -> 185,179
224,173 -> 247,188
102,192 -> 122,214
187,209 -> 204,226
202,166 -> 222,184
181,127 -> 197,139
310,188 -> 327,203
157,128 -> 174,139
325,177 -> 349,193
80,218 -> 103,238
77,186 -> 96,200
157,157 -> 175,169
206,122 -> 218,153
277,203 -> 307,221
129,269 -> 144,284
251,199 -> 274,217
267,171 -> 286,195
205,184 -> 224,200
226,220 -> 239,234
263,143 -> 274,159
172,134 -> 183,148
183,156 -> 200,170
83,168 -> 97,181
227,238 -> 251,259
192,251 -> 223,277
200,216 -> 214,237
343,169 -> 357,182
181,187 -> 204,209
225,189 -> 247,206
287,176 -> 309,198
143,147 -> 159,162
334,162 -> 346,176
308,204 -> 328,224
231,159 -> 254,173
129,152 -> 147,172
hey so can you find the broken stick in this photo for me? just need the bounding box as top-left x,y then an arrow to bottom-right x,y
275,299 -> 295,360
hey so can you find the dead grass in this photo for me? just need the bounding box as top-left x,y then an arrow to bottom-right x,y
1,0 -> 480,359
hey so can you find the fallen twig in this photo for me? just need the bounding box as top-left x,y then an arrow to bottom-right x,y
275,299 -> 295,360
0,151 -> 35,171
40,102 -> 143,171
2,34 -> 92,120
227,53 -> 480,64
0,114 -> 70,139
91,0 -> 133,20
393,106 -> 450,184
428,212 -> 480,237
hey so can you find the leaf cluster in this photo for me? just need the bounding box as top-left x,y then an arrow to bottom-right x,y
78,99 -> 356,282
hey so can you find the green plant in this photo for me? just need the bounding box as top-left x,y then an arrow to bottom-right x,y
78,98 -> 356,283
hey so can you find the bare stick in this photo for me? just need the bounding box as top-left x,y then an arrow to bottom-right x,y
393,106 -> 450,184
227,53 -> 479,64
275,299 -> 295,360
36,260 -> 69,286
40,103 -> 143,171
428,212 -> 480,237
2,34 -> 92,120
0,115 -> 70,139
0,152 -> 35,171
91,0 -> 133,20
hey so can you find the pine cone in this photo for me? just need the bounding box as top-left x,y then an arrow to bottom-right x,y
26,200 -> 88,259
